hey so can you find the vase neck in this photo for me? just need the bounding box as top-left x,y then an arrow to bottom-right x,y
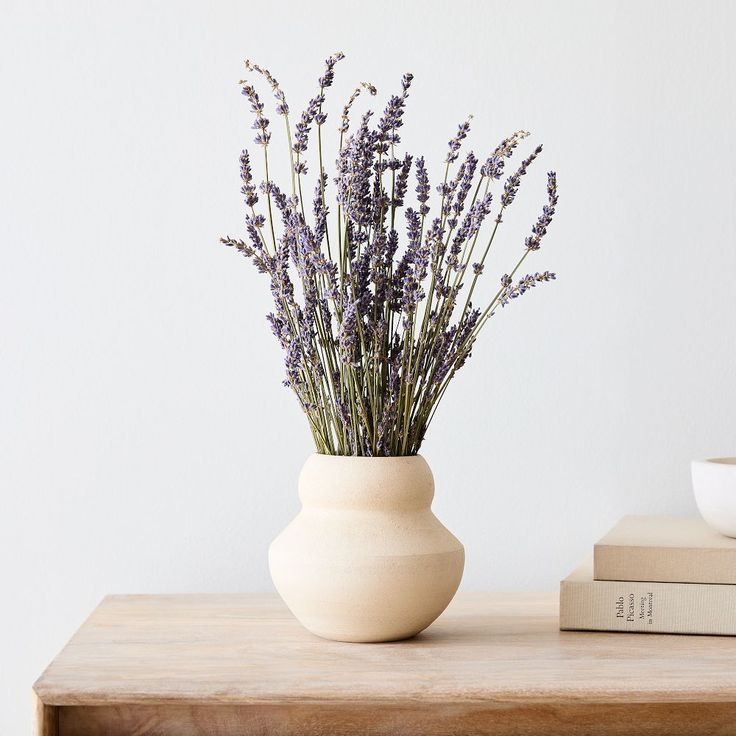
298,454 -> 434,512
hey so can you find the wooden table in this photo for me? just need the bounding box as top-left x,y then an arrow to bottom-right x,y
33,593 -> 736,735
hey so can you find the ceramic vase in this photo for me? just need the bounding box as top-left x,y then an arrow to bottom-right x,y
269,454 -> 464,642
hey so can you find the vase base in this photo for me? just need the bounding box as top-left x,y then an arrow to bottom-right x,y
270,546 -> 465,643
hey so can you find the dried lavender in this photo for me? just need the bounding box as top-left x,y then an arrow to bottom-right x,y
221,54 -> 559,456
446,116 -> 472,164
240,82 -> 270,147
339,82 -> 377,135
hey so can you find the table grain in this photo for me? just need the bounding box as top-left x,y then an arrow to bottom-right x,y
33,592 -> 736,735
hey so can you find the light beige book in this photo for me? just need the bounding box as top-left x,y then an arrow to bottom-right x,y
560,561 -> 736,635
594,515 -> 736,584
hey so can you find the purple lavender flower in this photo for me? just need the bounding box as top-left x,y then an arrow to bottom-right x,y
244,59 -> 289,116
498,271 -> 556,306
377,73 -> 413,149
240,82 -> 271,146
400,207 -> 431,327
415,156 -> 430,216
239,149 -> 258,207
338,112 -> 377,227
499,144 -> 543,213
480,130 -> 529,179
284,338 -> 303,387
222,55 -> 559,457
392,154 -> 413,208
450,192 -> 493,258
448,152 -> 478,228
291,55 -> 347,176
292,94 -> 324,172
446,116 -> 472,164
312,172 -> 329,244
339,81 -> 377,134
338,300 -> 359,366
525,172 -> 558,251
319,52 -> 345,89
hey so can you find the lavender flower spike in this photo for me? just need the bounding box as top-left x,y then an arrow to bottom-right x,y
498,144 -> 543,214
239,81 -> 271,147
339,82 -> 378,134
239,149 -> 258,207
525,172 -> 558,251
415,156 -> 430,216
292,95 -> 323,172
244,59 -> 289,116
499,271 -> 556,307
319,52 -> 346,90
480,130 -> 530,179
446,115 -> 473,164
377,73 -> 413,147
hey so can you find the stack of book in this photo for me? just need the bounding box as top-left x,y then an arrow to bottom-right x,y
560,515 -> 736,635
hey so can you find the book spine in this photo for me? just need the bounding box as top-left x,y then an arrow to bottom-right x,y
593,544 -> 736,585
560,578 -> 736,635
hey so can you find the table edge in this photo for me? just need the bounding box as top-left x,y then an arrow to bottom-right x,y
32,686 -> 736,708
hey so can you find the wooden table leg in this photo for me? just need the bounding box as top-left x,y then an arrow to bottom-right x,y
34,692 -> 58,736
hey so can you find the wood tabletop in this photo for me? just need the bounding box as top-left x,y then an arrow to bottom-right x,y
34,592 -> 736,736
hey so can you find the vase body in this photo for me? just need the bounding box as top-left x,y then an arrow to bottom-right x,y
268,453 -> 464,642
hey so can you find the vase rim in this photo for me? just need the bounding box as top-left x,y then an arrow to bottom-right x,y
311,452 -> 426,461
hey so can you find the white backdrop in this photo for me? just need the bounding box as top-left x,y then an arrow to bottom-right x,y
2,0 -> 736,732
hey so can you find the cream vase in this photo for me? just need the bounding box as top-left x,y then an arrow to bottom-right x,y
268,453 -> 464,642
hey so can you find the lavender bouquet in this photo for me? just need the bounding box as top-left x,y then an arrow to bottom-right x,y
221,53 -> 558,457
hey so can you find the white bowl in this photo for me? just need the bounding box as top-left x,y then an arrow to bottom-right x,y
692,458 -> 736,538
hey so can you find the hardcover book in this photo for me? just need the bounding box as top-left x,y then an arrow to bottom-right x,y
560,561 -> 736,635
594,515 -> 736,584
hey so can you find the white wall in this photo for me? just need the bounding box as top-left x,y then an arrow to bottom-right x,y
2,0 -> 735,732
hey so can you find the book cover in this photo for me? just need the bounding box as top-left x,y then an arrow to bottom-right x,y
560,561 -> 736,635
594,515 -> 736,584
